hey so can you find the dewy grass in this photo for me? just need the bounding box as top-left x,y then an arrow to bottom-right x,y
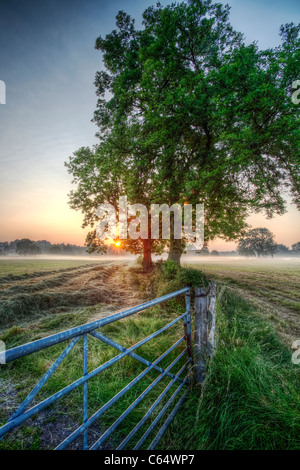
0,260 -> 299,449
160,287 -> 300,450
186,258 -> 300,345
0,286 -> 188,449
0,264 -> 120,329
0,259 -> 98,280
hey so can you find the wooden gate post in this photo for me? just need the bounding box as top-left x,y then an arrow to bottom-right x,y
207,281 -> 217,357
194,286 -> 209,384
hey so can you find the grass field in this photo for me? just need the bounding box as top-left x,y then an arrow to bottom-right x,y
0,258 -> 96,277
161,286 -> 300,450
0,256 -> 299,450
183,256 -> 300,345
0,258 -> 187,450
0,258 -> 137,331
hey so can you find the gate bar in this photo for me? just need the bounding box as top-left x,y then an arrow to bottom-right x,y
134,378 -> 188,450
148,391 -> 188,450
89,330 -> 184,384
90,355 -> 188,450
0,313 -> 186,439
6,336 -> 81,423
56,337 -> 186,449
118,361 -> 189,450
5,288 -> 189,363
83,333 -> 88,450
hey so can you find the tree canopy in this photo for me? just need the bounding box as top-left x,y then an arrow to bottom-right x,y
16,239 -> 42,256
237,228 -> 277,257
66,0 -> 300,271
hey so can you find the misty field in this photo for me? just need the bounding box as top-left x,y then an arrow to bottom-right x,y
183,257 -> 300,345
0,257 -> 299,450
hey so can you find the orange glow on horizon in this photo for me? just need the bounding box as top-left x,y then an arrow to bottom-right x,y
0,189 -> 298,252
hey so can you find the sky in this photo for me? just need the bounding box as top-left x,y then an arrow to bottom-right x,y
0,0 -> 299,250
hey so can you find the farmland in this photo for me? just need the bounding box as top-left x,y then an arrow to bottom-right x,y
183,256 -> 300,345
0,258 -> 139,332
0,257 -> 186,450
164,257 -> 300,450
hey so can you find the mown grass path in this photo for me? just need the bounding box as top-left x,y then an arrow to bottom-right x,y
0,260 -> 146,449
184,257 -> 300,344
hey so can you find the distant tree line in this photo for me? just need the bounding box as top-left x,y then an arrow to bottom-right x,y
0,239 -> 88,256
1,234 -> 299,257
237,228 -> 300,258
196,228 -> 300,257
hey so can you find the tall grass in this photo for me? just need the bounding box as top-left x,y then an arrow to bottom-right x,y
0,261 -> 299,449
0,265 -> 191,449
160,287 -> 300,450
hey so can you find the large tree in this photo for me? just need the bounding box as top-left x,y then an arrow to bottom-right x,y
237,228 -> 277,257
67,0 -> 300,269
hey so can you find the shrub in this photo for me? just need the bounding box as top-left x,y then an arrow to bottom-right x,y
176,267 -> 210,289
161,259 -> 180,280
153,260 -> 210,299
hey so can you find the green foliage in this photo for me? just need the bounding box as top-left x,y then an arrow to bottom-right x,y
152,260 -> 210,298
176,266 -> 210,288
66,1 -> 300,267
16,239 -> 41,256
161,259 -> 180,280
276,243 -> 289,253
48,244 -> 62,255
135,255 -> 144,267
292,241 -> 300,252
238,227 -> 277,257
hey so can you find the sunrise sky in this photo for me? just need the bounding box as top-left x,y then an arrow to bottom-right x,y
0,0 -> 299,251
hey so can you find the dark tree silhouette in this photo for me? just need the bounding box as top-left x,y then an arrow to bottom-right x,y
16,239 -> 41,256
238,228 -> 277,257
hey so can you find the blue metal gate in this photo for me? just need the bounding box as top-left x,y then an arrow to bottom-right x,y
0,287 -> 192,450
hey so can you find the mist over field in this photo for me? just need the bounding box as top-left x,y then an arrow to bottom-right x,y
1,254 -> 136,262
2,254 -> 300,261
181,255 -> 300,263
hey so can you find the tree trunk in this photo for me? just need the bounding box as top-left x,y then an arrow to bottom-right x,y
168,238 -> 182,264
167,212 -> 183,265
142,239 -> 153,273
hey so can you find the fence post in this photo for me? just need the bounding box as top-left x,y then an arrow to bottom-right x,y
194,286 -> 209,384
184,287 -> 192,362
207,282 -> 217,357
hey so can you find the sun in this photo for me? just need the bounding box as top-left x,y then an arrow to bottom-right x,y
114,241 -> 121,247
